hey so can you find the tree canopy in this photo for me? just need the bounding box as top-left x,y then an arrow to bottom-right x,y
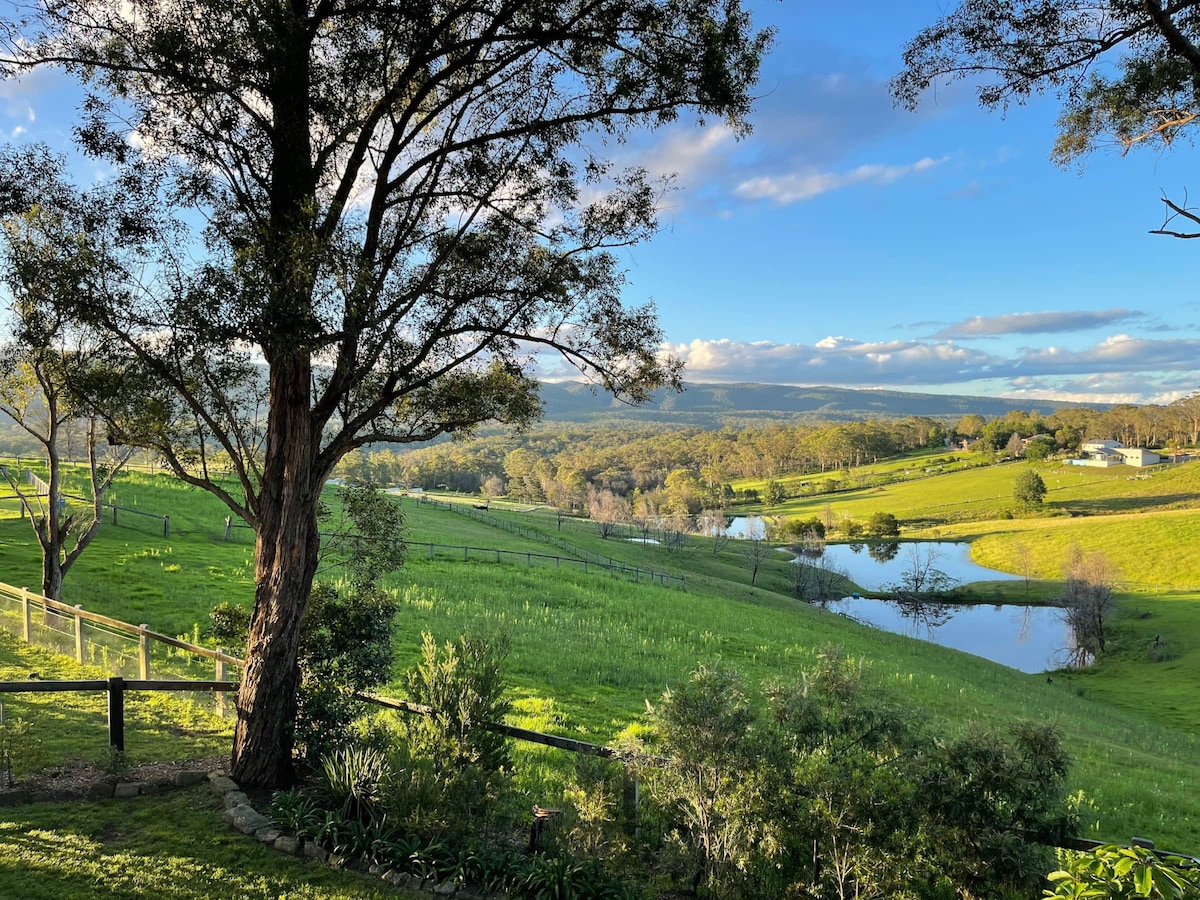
893,0 -> 1200,235
0,0 -> 771,786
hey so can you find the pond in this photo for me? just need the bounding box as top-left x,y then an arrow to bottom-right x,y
818,541 -> 1021,591
818,596 -> 1073,673
803,541 -> 1070,673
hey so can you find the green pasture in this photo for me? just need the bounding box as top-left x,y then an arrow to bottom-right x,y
728,447 -> 982,496
0,469 -> 1199,848
0,632 -> 232,778
739,458 -> 1200,527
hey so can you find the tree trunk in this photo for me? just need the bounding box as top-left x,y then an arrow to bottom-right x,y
231,358 -> 321,788
41,552 -> 63,604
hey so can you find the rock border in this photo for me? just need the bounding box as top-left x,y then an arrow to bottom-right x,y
0,767 -> 208,807
207,771 -> 506,900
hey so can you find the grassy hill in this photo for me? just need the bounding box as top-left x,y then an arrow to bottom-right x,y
0,463 -> 1198,851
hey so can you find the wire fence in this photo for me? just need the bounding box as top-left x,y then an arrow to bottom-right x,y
404,496 -> 686,589
0,581 -> 240,715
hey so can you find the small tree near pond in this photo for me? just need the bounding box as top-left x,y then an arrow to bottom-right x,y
1060,545 -> 1118,664
1014,469 -> 1048,509
867,511 -> 900,538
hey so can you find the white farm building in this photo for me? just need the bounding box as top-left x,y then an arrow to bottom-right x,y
1065,440 -> 1161,468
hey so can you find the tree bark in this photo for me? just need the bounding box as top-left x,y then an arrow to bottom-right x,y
230,357 -> 321,788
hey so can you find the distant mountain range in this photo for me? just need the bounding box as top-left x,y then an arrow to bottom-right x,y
536,382 -> 1100,426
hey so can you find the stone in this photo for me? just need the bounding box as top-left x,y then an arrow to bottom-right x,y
223,790 -> 250,810
434,882 -> 457,896
174,770 -> 207,787
274,835 -> 302,856
208,774 -> 239,797
304,843 -> 329,862
225,803 -> 273,835
86,781 -> 115,801
255,827 -> 281,844
327,854 -> 346,869
113,782 -> 142,799
0,789 -> 31,807
142,778 -> 172,795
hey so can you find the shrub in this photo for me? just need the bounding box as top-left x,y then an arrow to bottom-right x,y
400,632 -> 510,833
635,652 -> 1077,899
319,744 -> 390,824
296,582 -> 398,762
867,510 -> 900,537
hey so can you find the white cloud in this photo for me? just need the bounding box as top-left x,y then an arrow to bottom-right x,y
734,156 -> 948,205
936,308 -> 1144,338
652,333 -> 1200,401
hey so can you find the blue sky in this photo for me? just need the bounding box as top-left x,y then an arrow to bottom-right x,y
2,1 -> 1198,405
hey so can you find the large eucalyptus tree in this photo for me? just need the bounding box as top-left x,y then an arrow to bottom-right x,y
0,0 -> 770,786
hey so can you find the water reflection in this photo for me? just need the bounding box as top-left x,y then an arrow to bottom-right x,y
819,596 -> 1072,673
867,541 -> 900,563
791,541 -> 1069,672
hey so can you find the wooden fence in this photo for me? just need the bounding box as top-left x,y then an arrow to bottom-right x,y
0,581 -> 240,690
0,467 -> 172,537
0,677 -> 237,750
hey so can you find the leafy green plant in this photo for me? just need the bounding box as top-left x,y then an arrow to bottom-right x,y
319,743 -> 390,824
268,787 -> 322,833
403,631 -> 510,778
0,716 -> 31,788
1044,845 -> 1200,899
95,745 -> 130,776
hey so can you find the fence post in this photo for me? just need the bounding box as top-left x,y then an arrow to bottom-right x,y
464,546 -> 468,561
107,677 -> 125,752
74,605 -> 85,663
622,773 -> 640,839
428,543 -> 433,559
215,650 -> 227,716
139,624 -> 151,679
224,516 -> 232,541
112,505 -> 118,525
163,515 -> 170,538
20,588 -> 31,643
496,549 -> 501,563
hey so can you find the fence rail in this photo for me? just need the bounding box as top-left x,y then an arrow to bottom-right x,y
413,540 -> 682,587
0,677 -> 237,751
0,581 -> 240,706
405,496 -> 685,589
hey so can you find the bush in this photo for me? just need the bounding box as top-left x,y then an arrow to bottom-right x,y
400,632 -> 510,832
319,743 -> 390,824
1014,469 -> 1048,508
634,652 -> 1077,899
296,582 -> 398,762
867,511 -> 900,538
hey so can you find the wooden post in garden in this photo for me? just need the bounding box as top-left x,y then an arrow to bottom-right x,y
20,588 -> 30,643
138,625 -> 150,679
162,515 -> 170,538
74,605 -> 84,663
107,677 -> 125,752
215,650 -> 227,716
622,773 -> 640,839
